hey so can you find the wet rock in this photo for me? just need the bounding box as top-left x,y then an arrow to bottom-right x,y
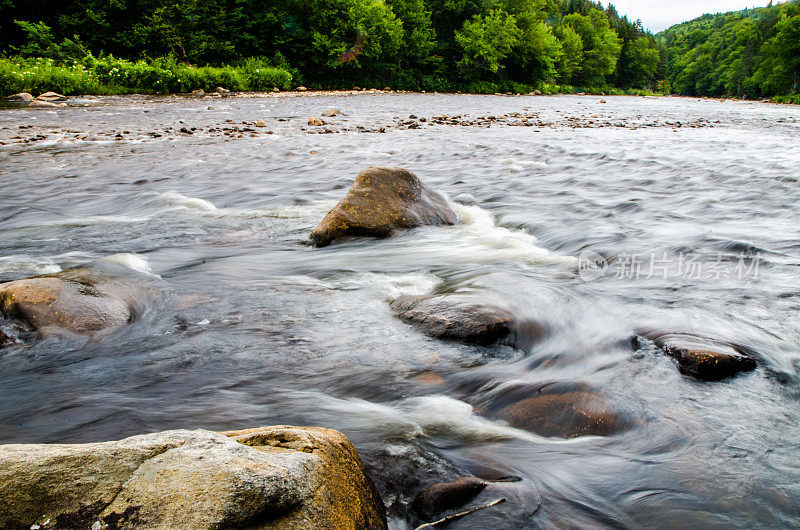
321,108 -> 342,117
191,89 -> 205,95
639,331 -> 756,380
410,477 -> 487,520
0,328 -> 12,346
255,120 -> 267,127
532,89 -> 542,95
214,86 -> 230,95
7,92 -> 34,102
29,100 -> 65,108
0,425 -> 387,530
0,259 -> 154,336
297,86 -> 308,92
480,382 -> 631,438
36,91 -> 67,102
391,293 -> 547,350
310,167 -> 458,247
307,116 -> 325,126
273,87 -> 280,92
391,294 -> 512,346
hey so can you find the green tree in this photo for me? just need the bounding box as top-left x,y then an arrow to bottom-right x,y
455,9 -> 522,76
562,9 -> 621,86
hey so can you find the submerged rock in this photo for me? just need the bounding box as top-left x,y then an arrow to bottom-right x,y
7,92 -> 34,102
29,100 -> 65,108
310,167 -> 458,247
215,86 -> 230,95
308,116 -> 326,126
639,331 -> 757,380
35,91 -> 67,102
390,293 -> 547,350
0,259 -> 154,336
411,476 -> 487,520
0,425 -> 387,530
479,382 -> 632,438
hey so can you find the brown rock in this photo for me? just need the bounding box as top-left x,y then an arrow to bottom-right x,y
307,116 -> 325,126
0,260 -> 153,335
214,86 -> 230,95
7,92 -> 34,102
410,477 -> 487,520
35,91 -> 67,102
480,383 -> 631,438
310,167 -> 458,247
0,426 -> 387,530
191,89 -> 205,95
321,108 -> 342,117
297,86 -> 308,92
641,331 -> 756,380
255,120 -> 267,127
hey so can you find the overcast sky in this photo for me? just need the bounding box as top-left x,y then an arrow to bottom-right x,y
601,0 -> 782,32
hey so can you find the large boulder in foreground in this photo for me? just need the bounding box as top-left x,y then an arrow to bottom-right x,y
310,167 -> 458,247
0,426 -> 387,530
0,258 -> 154,336
390,293 -> 547,350
637,331 -> 756,380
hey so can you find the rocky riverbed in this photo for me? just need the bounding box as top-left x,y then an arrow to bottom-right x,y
1,92 -> 799,528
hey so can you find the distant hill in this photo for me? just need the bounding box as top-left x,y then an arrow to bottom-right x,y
658,0 -> 800,98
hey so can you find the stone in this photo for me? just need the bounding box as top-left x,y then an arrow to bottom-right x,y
29,100 -> 65,108
0,426 -> 387,530
7,92 -> 34,101
640,331 -> 757,380
35,91 -> 67,102
273,87 -> 280,92
214,86 -> 230,95
255,120 -> 267,127
410,477 -> 487,520
390,293 -> 547,350
296,86 -> 308,92
321,108 -> 342,117
0,259 -> 154,336
307,116 -> 325,126
191,89 -> 205,95
384,86 -> 391,91
532,89 -> 542,95
0,328 -> 12,346
310,167 -> 458,247
479,382 -> 632,438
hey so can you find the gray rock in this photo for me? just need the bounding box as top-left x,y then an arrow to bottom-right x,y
0,426 -> 387,530
390,293 -> 547,350
7,92 -> 34,101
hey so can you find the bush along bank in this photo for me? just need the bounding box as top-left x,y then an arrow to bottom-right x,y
0,55 -> 293,96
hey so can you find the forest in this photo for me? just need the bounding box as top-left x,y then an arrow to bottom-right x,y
0,0 -> 797,100
661,0 -> 800,103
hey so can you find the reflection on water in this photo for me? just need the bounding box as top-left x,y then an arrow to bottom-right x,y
1,94 -> 799,528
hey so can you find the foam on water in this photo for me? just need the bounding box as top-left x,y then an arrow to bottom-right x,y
97,253 -> 157,276
0,255 -> 62,276
453,204 -> 577,265
341,271 -> 440,298
159,191 -> 217,211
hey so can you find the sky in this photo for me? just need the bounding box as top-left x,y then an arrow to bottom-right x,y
601,0 -> 785,32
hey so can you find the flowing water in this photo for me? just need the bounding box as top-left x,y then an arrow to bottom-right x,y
1,93 -> 799,528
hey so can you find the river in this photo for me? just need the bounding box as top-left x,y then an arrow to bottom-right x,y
1,92 -> 799,528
